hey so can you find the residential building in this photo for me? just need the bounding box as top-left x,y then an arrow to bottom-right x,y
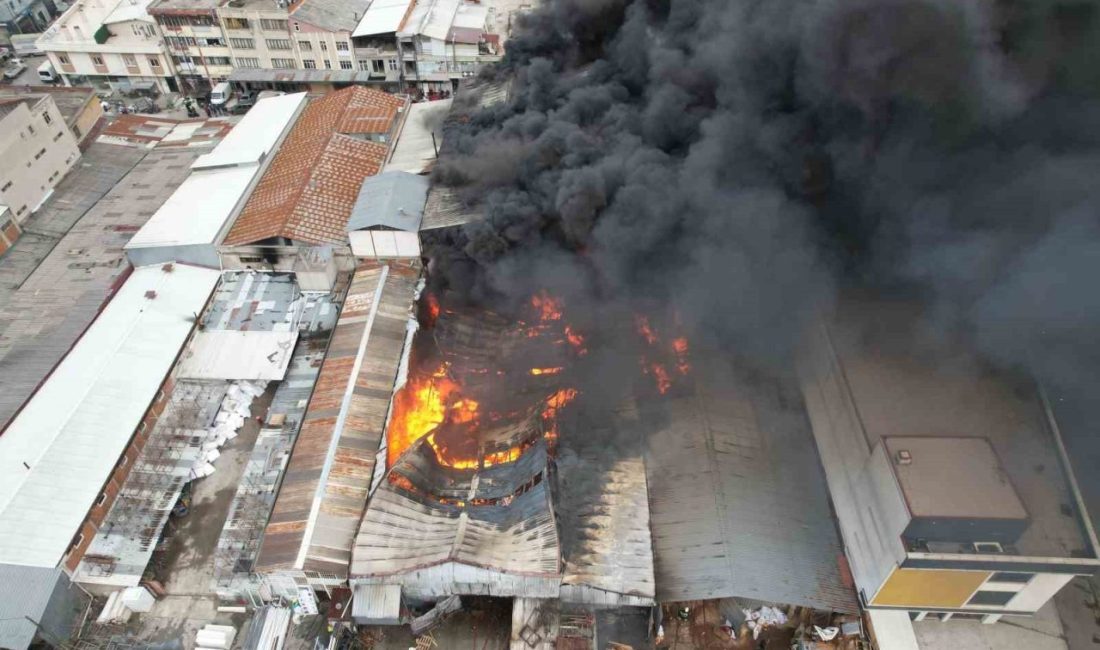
36,0 -> 177,94
0,91 -> 81,229
352,0 -> 500,95
0,205 -> 17,256
798,298 -> 1100,649
287,0 -> 367,71
0,84 -> 105,147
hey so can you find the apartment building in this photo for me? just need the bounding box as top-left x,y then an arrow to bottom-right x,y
0,0 -> 58,34
287,0 -> 368,72
798,298 -> 1100,649
36,0 -> 177,94
0,92 -> 80,233
351,0 -> 500,94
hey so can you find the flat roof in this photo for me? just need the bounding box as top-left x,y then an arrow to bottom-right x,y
104,0 -> 156,24
0,86 -> 94,128
192,92 -> 307,170
177,331 -> 299,380
352,0 -> 414,37
0,263 -> 219,568
125,164 -> 258,249
384,98 -> 449,174
885,436 -> 1029,521
829,298 -> 1095,558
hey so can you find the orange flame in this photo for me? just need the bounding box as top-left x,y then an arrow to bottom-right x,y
649,363 -> 672,394
672,337 -> 691,375
635,315 -> 659,345
425,293 -> 441,324
386,363 -> 461,467
529,367 -> 563,376
531,291 -> 563,321
564,325 -> 587,356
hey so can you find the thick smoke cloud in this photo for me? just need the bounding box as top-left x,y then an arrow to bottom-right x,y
426,0 -> 1100,385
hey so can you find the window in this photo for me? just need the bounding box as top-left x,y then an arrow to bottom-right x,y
42,111 -> 52,124
35,148 -> 46,160
27,124 -> 34,135
967,591 -> 1015,607
205,56 -> 231,66
53,131 -> 63,141
302,59 -> 316,69
58,54 -> 69,64
236,57 -> 260,68
123,53 -> 137,66
323,60 -> 331,69
339,60 -> 352,70
224,17 -> 249,30
293,21 -> 299,31
271,58 -> 295,69
319,41 -> 327,51
298,40 -> 312,51
267,38 -> 291,50
0,181 -> 11,192
372,59 -> 385,73
69,533 -> 84,550
198,37 -> 224,47
387,59 -> 397,71
358,60 -> 369,71
336,41 -> 349,52
148,56 -> 161,69
92,55 -> 104,66
229,37 -> 255,49
165,35 -> 196,48
260,18 -> 287,31
989,572 -> 1034,584
96,492 -> 108,507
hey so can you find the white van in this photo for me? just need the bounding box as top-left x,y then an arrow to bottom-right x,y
209,82 -> 233,106
37,61 -> 58,83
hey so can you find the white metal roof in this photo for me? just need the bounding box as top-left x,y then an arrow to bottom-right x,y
399,0 -> 460,40
384,98 -> 450,175
192,92 -> 307,170
0,263 -> 219,568
451,3 -> 486,29
103,0 -> 156,25
125,165 -> 258,250
177,331 -> 299,380
353,0 -> 414,36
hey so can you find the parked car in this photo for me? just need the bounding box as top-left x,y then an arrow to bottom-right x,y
3,62 -> 27,80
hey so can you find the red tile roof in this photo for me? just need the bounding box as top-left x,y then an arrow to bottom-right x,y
224,87 -> 406,246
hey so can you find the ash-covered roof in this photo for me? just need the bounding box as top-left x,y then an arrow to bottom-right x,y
255,261 -> 420,577
223,88 -> 405,246
646,358 -> 858,612
347,171 -> 429,233
291,0 -> 371,33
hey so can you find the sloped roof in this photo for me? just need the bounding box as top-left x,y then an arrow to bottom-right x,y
223,88 -> 405,246
256,261 -> 420,576
353,0 -> 414,37
347,171 -> 429,233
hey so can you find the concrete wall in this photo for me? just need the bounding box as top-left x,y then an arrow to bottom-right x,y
0,95 -> 80,224
348,230 -> 420,259
798,322 -> 911,605
126,243 -> 221,270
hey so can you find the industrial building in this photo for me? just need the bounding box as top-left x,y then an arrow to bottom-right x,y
799,298 -> 1100,649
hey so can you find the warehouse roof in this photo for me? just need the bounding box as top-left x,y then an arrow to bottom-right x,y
0,263 -> 219,568
223,88 -> 405,246
0,565 -> 75,650
347,171 -> 429,233
384,98 -> 449,174
193,92 -> 306,170
646,356 -> 858,612
256,261 -> 420,576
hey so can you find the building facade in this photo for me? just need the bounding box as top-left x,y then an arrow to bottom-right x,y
36,0 -> 177,94
0,0 -> 57,34
0,92 -> 80,228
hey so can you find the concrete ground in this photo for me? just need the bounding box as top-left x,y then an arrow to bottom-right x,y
1056,576 -> 1100,650
913,602 -> 1070,650
1,52 -> 49,86
125,386 -> 276,649
357,601 -> 513,650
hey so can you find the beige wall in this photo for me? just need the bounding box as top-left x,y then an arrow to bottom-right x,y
0,95 -> 81,224
71,93 -> 104,144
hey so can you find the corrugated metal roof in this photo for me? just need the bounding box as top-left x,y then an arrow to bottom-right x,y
353,0 -> 414,36
0,564 -> 65,650
347,171 -> 429,233
419,186 -> 479,230
352,584 -> 402,623
384,99 -> 450,175
193,92 -> 306,170
291,0 -> 370,33
645,358 -> 858,612
0,263 -> 219,568
256,261 -> 420,576
177,331 -> 299,380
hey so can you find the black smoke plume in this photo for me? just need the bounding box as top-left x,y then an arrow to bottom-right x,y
424,0 -> 1100,389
